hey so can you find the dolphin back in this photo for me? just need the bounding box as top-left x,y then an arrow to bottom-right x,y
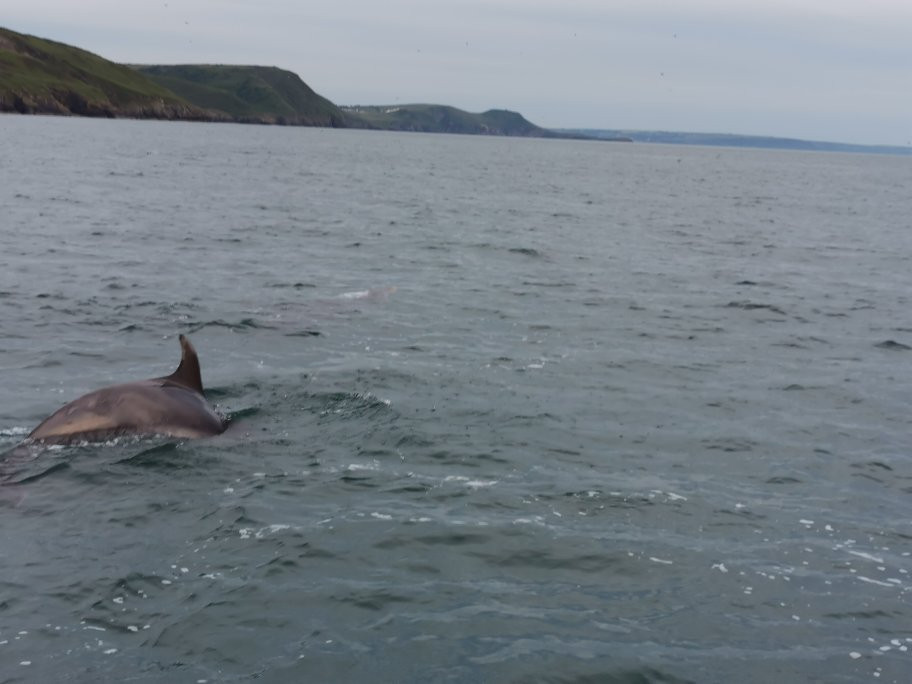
26,336 -> 225,445
28,379 -> 225,444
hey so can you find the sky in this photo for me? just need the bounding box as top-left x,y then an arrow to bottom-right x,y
5,0 -> 912,146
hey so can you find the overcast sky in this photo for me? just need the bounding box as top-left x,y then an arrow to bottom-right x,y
6,1 -> 911,145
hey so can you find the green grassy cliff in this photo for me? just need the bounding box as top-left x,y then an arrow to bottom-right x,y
0,26 -> 345,125
134,64 -> 346,126
0,27 -> 210,119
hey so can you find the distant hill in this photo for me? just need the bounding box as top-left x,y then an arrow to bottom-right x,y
342,104 -> 552,137
562,128 -> 912,156
0,27 -> 210,120
134,64 -> 346,127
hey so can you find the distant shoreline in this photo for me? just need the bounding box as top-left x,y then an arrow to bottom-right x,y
1,25 -> 907,155
0,26 -> 586,140
559,129 -> 911,157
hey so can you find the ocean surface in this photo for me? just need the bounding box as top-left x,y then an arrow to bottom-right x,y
1,114 -> 910,683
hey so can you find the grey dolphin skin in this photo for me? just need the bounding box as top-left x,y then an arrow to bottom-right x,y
27,335 -> 226,445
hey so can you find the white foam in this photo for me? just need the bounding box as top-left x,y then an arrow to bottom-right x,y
347,462 -> 380,472
444,475 -> 498,489
0,427 -> 30,437
650,490 -> 688,502
240,524 -> 297,539
847,550 -> 884,563
857,576 -> 894,588
513,516 -> 545,525
649,557 -> 673,565
338,290 -> 370,300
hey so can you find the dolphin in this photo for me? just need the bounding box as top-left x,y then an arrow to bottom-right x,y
26,335 -> 227,445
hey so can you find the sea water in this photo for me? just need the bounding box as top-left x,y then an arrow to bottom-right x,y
1,115 -> 911,683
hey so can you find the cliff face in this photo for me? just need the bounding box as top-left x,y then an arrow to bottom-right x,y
134,64 -> 346,127
0,90 -> 216,120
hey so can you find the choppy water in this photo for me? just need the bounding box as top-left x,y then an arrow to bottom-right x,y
1,114 -> 911,683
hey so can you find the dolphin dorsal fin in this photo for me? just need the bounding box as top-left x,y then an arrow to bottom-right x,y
164,334 -> 205,394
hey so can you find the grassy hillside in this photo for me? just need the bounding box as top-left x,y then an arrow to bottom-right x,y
0,26 -> 345,125
0,25 -> 580,139
0,27 -> 209,119
134,64 -> 346,126
342,104 -> 556,137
